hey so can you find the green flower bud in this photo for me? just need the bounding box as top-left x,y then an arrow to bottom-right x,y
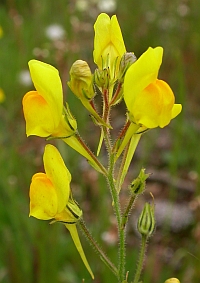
137,202 -> 155,237
94,67 -> 110,88
68,60 -> 94,100
130,168 -> 150,195
164,279 -> 180,283
118,52 -> 137,81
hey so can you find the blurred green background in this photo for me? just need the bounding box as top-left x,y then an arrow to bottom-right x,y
0,0 -> 200,282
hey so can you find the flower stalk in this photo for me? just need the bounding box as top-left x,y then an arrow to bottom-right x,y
132,235 -> 148,283
78,219 -> 118,277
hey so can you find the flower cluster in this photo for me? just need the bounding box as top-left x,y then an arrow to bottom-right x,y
22,12 -> 182,282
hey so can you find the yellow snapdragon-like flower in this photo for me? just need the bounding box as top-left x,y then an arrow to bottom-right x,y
22,60 -> 104,173
22,60 -> 76,138
124,47 -> 182,129
29,144 -> 94,279
93,13 -> 126,79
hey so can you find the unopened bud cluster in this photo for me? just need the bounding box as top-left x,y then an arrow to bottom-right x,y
130,168 -> 149,195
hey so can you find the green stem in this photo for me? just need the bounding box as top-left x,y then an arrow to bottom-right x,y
133,235 -> 148,283
78,219 -> 119,277
102,88 -> 112,154
74,133 -> 108,176
115,140 -> 130,193
112,120 -> 131,155
107,153 -> 125,282
101,87 -> 126,281
121,194 -> 137,230
109,82 -> 122,106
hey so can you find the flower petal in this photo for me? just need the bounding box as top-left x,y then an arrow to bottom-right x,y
28,60 -> 63,119
130,79 -> 175,128
156,80 -> 175,128
22,91 -> 57,137
124,47 -> 163,110
29,173 -> 58,220
43,145 -> 71,213
171,104 -> 182,119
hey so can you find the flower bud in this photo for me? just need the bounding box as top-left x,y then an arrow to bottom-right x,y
118,52 -> 137,81
68,60 -> 94,100
137,202 -> 155,237
130,168 -> 150,195
94,67 -> 110,88
164,279 -> 180,283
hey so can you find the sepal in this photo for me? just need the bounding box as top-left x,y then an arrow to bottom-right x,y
114,122 -> 140,161
65,224 -> 94,279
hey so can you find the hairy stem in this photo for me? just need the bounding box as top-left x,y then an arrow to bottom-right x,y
121,194 -> 137,230
78,219 -> 119,277
133,235 -> 148,283
107,153 -> 126,282
75,133 -> 108,176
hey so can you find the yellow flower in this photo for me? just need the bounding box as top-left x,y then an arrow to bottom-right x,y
29,144 -> 94,278
124,47 -> 182,129
164,279 -> 180,283
93,13 -> 126,79
22,60 -> 76,137
0,88 -> 5,103
30,144 -> 71,220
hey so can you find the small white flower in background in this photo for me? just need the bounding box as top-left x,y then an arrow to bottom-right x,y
97,0 -> 117,13
45,24 -> 66,41
145,11 -> 157,23
177,3 -> 190,17
76,0 -> 89,11
18,70 -> 32,87
33,47 -> 49,58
